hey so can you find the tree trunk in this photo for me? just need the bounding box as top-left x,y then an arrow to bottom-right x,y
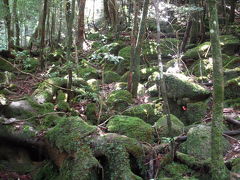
57,0 -> 63,44
3,0 -> 14,50
180,17 -> 192,52
131,0 -> 149,98
65,0 -> 76,102
207,0 -> 229,179
76,0 -> 86,49
40,0 -> 48,70
128,0 -> 139,92
190,0 -> 200,44
229,0 -> 236,23
13,0 -> 20,47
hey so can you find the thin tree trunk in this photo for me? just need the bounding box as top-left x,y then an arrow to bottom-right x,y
57,0 -> 63,44
13,0 -> 20,47
154,0 -> 174,162
180,16 -> 192,52
65,0 -> 76,102
3,0 -> 14,50
229,0 -> 236,23
128,0 -> 139,92
76,0 -> 86,49
208,0 -> 229,179
131,0 -> 149,98
40,0 -> 48,70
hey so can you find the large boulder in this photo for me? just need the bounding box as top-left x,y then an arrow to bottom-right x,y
180,125 -> 230,160
103,71 -> 121,84
106,90 -> 133,111
153,114 -> 185,137
123,104 -> 156,124
107,115 -> 154,143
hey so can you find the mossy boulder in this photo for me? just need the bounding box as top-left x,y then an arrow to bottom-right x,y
224,98 -> 240,109
78,66 -> 99,80
107,115 -> 154,143
219,35 -> 240,55
87,78 -> 99,91
157,162 -> 193,179
190,58 -> 213,78
55,90 -> 70,111
85,103 -> 98,125
232,158 -> 240,174
224,67 -> 240,82
118,46 -> 131,60
123,104 -> 156,124
180,125 -> 230,160
223,54 -> 240,69
106,90 -> 133,111
119,71 -> 130,82
225,76 -> 240,99
183,42 -> 211,60
103,71 -> 121,84
140,66 -> 158,82
147,73 -> 210,100
114,82 -> 128,90
154,114 -> 184,137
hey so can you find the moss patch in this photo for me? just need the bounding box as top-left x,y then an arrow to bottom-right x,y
104,71 -> 121,84
106,90 -> 133,111
107,115 -> 154,143
123,104 -> 156,124
154,114 -> 184,137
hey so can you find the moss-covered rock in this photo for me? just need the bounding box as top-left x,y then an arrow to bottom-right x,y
223,54 -> 240,69
219,35 -> 240,55
232,157 -> 240,174
47,116 -> 97,152
119,46 -> 131,60
224,98 -> 240,109
183,42 -> 211,60
78,66 -> 99,80
55,90 -> 70,111
180,125 -> 230,160
225,76 -> 240,99
119,71 -> 130,82
140,66 -> 158,82
157,162 -> 193,179
114,82 -> 128,90
87,78 -> 100,91
107,115 -> 154,143
123,104 -> 156,124
224,67 -> 240,82
147,73 -> 210,100
190,58 -> 213,78
154,114 -> 184,137
106,90 -> 133,111
85,103 -> 98,125
103,71 -> 121,84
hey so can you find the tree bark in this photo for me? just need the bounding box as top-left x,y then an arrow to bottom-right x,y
128,0 -> 139,92
76,0 -> 86,49
208,0 -> 229,179
131,0 -> 149,98
229,0 -> 236,23
3,0 -> 14,50
40,0 -> 48,70
12,0 -> 20,47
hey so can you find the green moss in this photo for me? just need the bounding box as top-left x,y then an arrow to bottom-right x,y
225,76 -> 240,99
85,103 -> 98,125
165,162 -> 192,178
55,90 -> 70,111
219,35 -> 240,55
106,90 -> 133,111
224,98 -> 240,109
119,71 -> 130,82
47,116 -> 97,152
34,161 -> 59,180
190,59 -> 213,78
140,66 -> 158,82
123,104 -> 156,124
78,66 -> 98,80
23,57 -> 39,72
160,38 -> 180,58
107,115 -> 154,143
223,54 -> 240,69
87,32 -> 100,40
184,100 -> 209,125
232,157 -> 240,174
154,114 -> 184,137
180,125 -> 230,160
114,82 -> 128,90
104,71 -> 121,84
118,46 -> 131,60
224,67 -> 240,81
87,79 -> 99,91
184,42 -> 211,60
0,58 -> 14,71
